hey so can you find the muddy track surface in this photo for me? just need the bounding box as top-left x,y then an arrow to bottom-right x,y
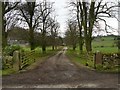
2,48 -> 119,88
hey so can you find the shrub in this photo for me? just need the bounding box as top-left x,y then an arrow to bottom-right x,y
112,45 -> 115,47
2,56 -> 13,69
4,45 -> 21,56
102,39 -> 104,41
96,64 -> 103,71
103,62 -> 111,70
101,46 -> 104,47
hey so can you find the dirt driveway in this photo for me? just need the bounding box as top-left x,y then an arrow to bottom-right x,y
2,47 -> 119,88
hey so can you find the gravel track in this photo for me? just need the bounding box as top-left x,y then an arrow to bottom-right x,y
2,48 -> 119,89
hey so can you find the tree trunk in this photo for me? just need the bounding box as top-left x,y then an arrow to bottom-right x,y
2,24 -> 7,49
52,36 -> 55,51
77,2 -> 83,53
2,3 -> 7,49
41,34 -> 46,53
52,45 -> 55,50
117,37 -> 120,52
73,45 -> 76,51
79,39 -> 83,53
85,37 -> 92,52
41,33 -> 46,53
55,44 -> 57,50
2,31 -> 7,49
29,27 -> 35,50
42,44 -> 46,53
42,23 -> 46,53
86,1 -> 95,52
83,2 -> 88,53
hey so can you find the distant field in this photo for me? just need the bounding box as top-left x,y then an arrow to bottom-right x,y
70,36 -> 118,53
92,36 -> 118,53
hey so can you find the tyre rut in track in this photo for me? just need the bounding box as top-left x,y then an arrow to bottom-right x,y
2,48 -> 119,88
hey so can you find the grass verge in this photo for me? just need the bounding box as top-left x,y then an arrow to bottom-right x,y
66,48 -> 119,73
66,49 -> 94,69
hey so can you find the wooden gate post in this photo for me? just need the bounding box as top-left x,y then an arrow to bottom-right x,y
94,51 -> 103,69
94,53 -> 96,69
13,51 -> 20,71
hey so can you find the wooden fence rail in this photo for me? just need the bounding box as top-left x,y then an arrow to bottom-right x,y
3,50 -> 36,70
19,50 -> 35,70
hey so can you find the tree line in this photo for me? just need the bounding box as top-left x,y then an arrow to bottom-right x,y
2,0 -> 62,53
65,0 -> 119,53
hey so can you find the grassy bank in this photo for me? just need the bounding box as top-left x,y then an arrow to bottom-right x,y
66,49 -> 94,69
66,48 -> 119,73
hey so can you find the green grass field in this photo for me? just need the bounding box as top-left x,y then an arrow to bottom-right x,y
92,36 -> 118,53
66,50 -> 94,68
74,36 -> 118,53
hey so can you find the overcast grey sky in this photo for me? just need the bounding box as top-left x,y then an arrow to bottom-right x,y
45,0 -> 118,35
51,0 -> 68,36
2,0 -> 119,36
49,0 -> 119,36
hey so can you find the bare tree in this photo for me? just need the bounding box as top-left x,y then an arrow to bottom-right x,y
38,0 -> 54,53
16,1 -> 39,50
69,0 -> 118,52
68,0 -> 84,53
5,0 -> 55,53
2,2 -> 19,49
82,0 -> 118,52
77,1 -> 84,53
65,19 -> 78,50
49,18 -> 60,50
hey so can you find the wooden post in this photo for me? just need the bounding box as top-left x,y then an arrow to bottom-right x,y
94,51 -> 103,69
94,53 -> 96,69
13,51 -> 20,71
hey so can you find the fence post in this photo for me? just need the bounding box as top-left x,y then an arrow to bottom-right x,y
94,51 -> 103,69
13,51 -> 20,71
94,53 -> 96,69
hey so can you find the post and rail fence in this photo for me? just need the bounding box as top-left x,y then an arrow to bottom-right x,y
3,50 -> 36,70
